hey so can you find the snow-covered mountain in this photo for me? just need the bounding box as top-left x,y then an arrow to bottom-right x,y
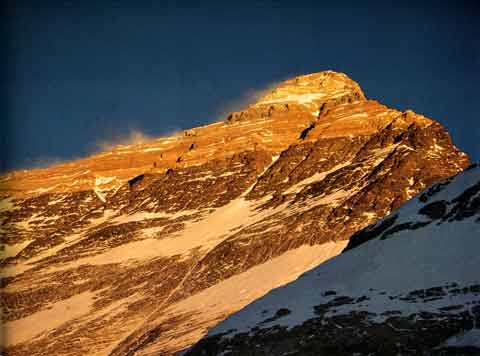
0,71 -> 470,355
188,164 -> 480,355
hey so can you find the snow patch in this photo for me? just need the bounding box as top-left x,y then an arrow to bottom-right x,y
283,162 -> 352,195
93,188 -> 106,203
0,240 -> 33,259
441,329 -> 480,348
27,186 -> 55,195
0,197 -> 18,212
2,291 -> 96,346
143,242 -> 347,354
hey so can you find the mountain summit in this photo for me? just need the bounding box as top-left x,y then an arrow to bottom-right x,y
0,71 -> 470,355
254,71 -> 365,106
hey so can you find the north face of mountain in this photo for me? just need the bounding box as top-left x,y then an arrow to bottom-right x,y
188,164 -> 480,356
0,71 -> 366,199
0,71 -> 470,355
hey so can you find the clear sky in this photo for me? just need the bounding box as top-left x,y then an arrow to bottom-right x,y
2,0 -> 479,172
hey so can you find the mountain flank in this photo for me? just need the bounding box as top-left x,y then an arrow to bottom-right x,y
188,164 -> 480,355
0,71 -> 470,355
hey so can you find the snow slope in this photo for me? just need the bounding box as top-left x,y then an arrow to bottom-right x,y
189,164 -> 480,355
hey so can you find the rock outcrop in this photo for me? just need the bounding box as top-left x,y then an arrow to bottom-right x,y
188,164 -> 480,356
0,71 -> 470,355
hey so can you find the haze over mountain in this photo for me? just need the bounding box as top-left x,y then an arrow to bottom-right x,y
0,71 -> 471,355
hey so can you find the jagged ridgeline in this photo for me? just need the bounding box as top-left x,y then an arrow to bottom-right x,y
0,71 -> 470,355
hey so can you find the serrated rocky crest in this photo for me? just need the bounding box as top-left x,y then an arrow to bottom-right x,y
0,71 -> 470,355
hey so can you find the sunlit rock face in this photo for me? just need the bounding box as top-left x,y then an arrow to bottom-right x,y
254,71 -> 365,105
0,71 -> 470,355
188,165 -> 480,356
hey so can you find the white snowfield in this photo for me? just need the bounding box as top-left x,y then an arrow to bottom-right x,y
0,154 -> 358,350
0,153 -> 361,278
256,93 -> 326,105
129,242 -> 347,356
206,165 -> 480,346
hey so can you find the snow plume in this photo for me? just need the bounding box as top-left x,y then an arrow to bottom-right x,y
157,127 -> 183,139
213,80 -> 284,122
95,129 -> 154,152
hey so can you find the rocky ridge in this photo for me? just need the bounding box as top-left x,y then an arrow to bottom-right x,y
188,164 -> 480,355
0,71 -> 470,355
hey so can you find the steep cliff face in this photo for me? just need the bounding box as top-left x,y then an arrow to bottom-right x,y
0,71 -> 470,355
189,164 -> 480,356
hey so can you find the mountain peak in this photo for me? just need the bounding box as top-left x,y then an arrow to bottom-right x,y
254,70 -> 366,107
0,70 -> 471,355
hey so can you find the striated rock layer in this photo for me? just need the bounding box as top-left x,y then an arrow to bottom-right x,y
189,164 -> 480,355
0,71 -> 470,355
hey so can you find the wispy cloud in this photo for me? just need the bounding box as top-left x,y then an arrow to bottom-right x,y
2,129 -> 159,174
95,129 -> 154,152
28,156 -> 67,169
212,80 -> 283,122
4,80 -> 287,174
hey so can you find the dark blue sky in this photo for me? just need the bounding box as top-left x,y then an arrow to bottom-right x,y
2,0 -> 479,172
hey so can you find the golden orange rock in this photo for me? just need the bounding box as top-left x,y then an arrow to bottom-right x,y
0,71 -> 470,356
